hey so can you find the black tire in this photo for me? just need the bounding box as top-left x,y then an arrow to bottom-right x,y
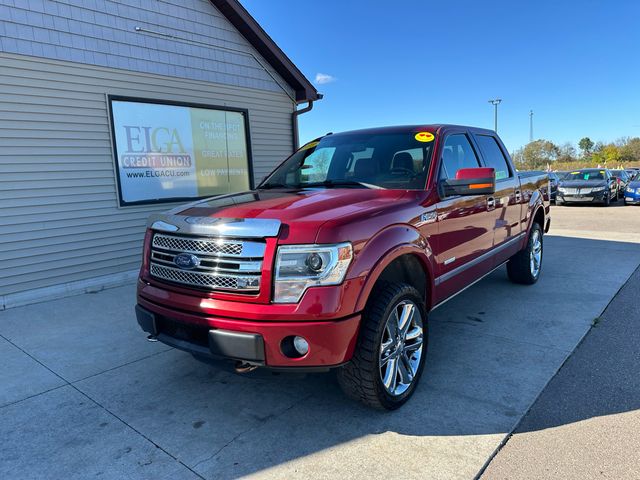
602,193 -> 611,206
507,223 -> 543,285
337,282 -> 428,410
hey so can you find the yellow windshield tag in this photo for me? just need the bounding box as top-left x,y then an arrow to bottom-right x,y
415,132 -> 435,143
571,171 -> 580,174
300,141 -> 319,151
600,170 -> 605,174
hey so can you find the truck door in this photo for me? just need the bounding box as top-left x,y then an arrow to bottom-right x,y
432,132 -> 495,303
472,134 -> 523,263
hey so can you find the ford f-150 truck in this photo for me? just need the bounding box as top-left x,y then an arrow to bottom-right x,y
136,124 -> 550,409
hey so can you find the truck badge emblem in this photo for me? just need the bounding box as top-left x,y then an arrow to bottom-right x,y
174,253 -> 200,270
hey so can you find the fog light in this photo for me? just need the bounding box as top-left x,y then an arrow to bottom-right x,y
293,336 -> 309,355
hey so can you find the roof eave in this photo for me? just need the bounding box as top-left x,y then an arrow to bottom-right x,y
209,0 -> 320,103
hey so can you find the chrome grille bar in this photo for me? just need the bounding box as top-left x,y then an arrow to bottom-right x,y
152,233 -> 266,258
150,264 -> 260,292
150,252 -> 262,273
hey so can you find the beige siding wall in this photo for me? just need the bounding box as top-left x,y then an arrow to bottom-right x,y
0,52 -> 294,298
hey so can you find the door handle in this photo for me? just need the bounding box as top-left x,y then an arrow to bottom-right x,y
515,189 -> 522,203
487,196 -> 496,211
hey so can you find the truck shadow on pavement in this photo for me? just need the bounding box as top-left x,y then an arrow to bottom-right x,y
1,236 -> 640,479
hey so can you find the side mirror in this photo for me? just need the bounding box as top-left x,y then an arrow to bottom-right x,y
439,167 -> 496,197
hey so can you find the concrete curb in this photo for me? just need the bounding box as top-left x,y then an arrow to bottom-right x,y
0,270 -> 139,311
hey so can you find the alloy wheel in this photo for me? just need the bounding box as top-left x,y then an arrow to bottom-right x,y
379,300 -> 424,396
529,229 -> 542,277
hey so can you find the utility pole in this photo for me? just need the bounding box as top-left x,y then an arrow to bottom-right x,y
488,98 -> 502,132
529,110 -> 534,143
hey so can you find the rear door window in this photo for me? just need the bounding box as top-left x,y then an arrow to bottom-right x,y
474,135 -> 512,180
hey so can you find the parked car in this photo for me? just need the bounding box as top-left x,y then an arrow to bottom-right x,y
548,172 -> 560,203
135,124 -> 550,410
556,168 -> 617,206
625,168 -> 639,181
624,176 -> 640,205
611,169 -> 631,198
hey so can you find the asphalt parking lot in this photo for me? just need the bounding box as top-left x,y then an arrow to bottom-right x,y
1,203 -> 639,480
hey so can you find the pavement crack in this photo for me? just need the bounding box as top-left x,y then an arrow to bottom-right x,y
0,333 -> 205,480
71,348 -> 172,384
191,392 -> 314,470
0,383 -> 68,410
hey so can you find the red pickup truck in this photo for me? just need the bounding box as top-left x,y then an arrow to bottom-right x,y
136,124 -> 550,409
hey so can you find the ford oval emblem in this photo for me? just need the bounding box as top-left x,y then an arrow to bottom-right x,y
174,253 -> 200,270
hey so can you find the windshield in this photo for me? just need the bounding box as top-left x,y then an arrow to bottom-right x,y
564,170 -> 606,181
259,132 -> 435,190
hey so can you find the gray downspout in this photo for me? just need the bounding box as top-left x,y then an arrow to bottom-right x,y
292,100 -> 315,151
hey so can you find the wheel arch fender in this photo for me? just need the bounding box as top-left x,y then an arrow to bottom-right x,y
523,190 -> 546,247
350,225 -> 436,313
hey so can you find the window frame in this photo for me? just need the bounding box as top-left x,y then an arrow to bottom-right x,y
107,95 -> 254,207
471,133 -> 514,182
436,132 -> 483,183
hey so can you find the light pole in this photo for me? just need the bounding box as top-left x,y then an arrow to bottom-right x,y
529,110 -> 534,143
488,98 -> 502,132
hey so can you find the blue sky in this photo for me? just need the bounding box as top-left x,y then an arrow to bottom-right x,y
241,0 -> 640,153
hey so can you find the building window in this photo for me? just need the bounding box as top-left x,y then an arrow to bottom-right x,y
108,96 -> 252,206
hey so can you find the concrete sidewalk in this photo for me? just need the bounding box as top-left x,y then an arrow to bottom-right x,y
1,208 -> 640,479
482,264 -> 640,480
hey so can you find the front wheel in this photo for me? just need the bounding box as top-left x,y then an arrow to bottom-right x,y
507,223 -> 543,285
337,283 -> 427,410
602,193 -> 611,206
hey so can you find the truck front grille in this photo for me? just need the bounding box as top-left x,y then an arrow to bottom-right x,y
152,234 -> 243,256
149,233 -> 265,293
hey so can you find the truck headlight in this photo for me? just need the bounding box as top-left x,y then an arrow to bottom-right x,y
274,243 -> 353,303
591,186 -> 605,192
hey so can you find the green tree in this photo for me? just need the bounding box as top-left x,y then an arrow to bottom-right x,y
523,140 -> 559,168
592,143 -> 621,165
578,137 -> 594,157
512,140 -> 560,169
557,142 -> 577,163
619,137 -> 640,164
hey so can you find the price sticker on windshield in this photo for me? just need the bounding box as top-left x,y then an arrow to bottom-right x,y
300,141 -> 319,151
415,132 -> 435,143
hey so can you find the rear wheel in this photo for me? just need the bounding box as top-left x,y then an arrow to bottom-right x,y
337,283 -> 427,410
507,223 -> 543,285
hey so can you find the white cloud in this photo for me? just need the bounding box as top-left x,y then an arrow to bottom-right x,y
314,73 -> 336,85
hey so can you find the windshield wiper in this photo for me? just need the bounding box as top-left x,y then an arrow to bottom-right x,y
301,180 -> 385,190
257,182 -> 290,189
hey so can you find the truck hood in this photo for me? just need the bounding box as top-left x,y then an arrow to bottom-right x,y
159,188 -> 410,243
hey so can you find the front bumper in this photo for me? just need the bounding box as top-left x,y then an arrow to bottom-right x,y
136,300 -> 361,369
558,191 -> 608,203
